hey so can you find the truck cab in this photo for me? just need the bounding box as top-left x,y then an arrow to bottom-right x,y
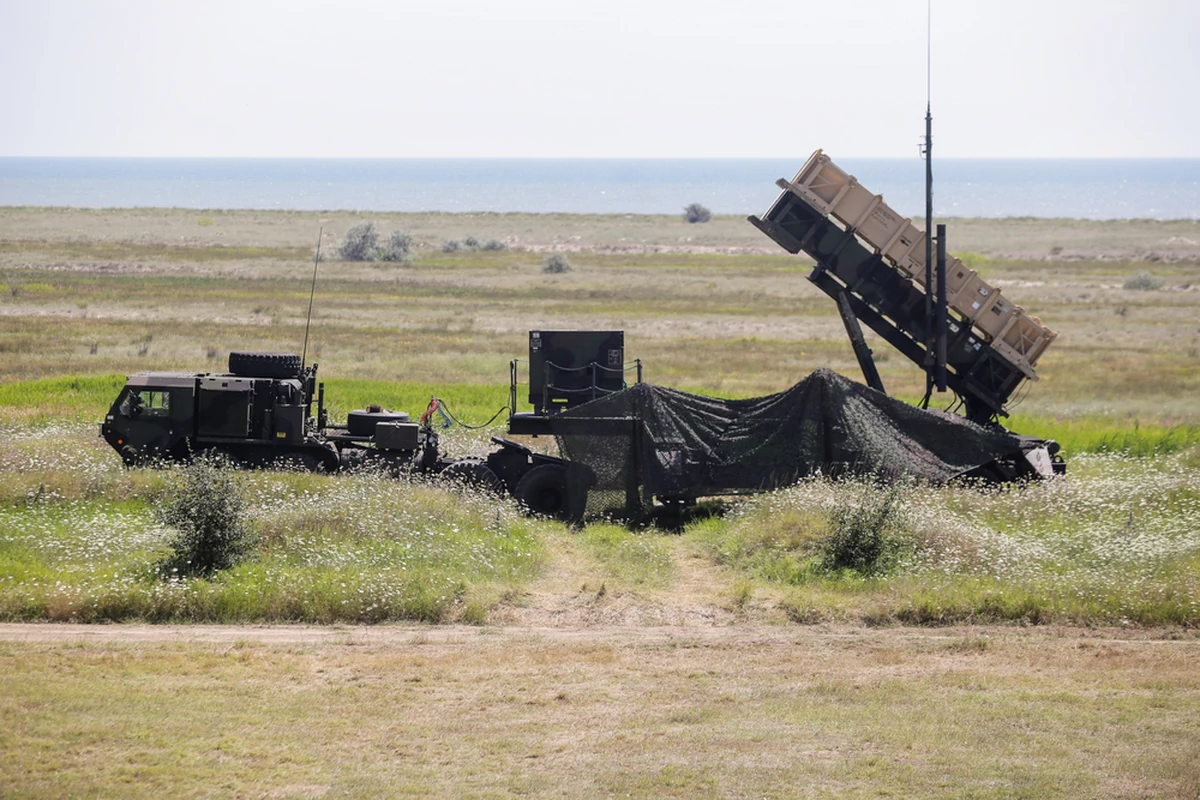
102,373 -> 198,465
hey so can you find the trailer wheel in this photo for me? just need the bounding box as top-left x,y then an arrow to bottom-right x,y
441,458 -> 505,495
228,351 -> 302,379
514,464 -> 568,518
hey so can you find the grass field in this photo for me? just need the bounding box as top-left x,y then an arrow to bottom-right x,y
3,625 -> 1199,798
2,207 -> 1199,797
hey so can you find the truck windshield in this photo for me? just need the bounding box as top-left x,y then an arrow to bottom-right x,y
119,389 -> 170,417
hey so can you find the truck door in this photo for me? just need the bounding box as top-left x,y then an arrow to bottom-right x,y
106,386 -> 179,462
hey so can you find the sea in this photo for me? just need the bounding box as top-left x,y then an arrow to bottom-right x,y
0,157 -> 1197,220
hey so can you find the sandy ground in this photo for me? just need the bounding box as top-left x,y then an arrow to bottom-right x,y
1,621 -> 1195,650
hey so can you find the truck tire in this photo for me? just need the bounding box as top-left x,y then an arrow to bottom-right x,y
347,409 -> 411,437
120,445 -> 141,468
441,458 -> 505,495
514,464 -> 568,518
228,351 -> 302,378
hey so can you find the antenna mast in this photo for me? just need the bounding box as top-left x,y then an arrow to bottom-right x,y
920,0 -> 947,401
301,227 -> 322,368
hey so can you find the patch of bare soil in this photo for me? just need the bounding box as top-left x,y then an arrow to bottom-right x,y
494,537 -> 741,629
0,622 -> 1195,651
518,243 -> 779,256
997,249 -> 1200,263
2,261 -> 204,274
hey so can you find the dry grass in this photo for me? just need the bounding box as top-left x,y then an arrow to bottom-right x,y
3,206 -> 1199,259
1,209 -> 1198,418
2,625 -> 1198,798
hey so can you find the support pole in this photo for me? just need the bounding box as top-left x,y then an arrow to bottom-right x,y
935,223 -> 948,392
836,290 -> 886,394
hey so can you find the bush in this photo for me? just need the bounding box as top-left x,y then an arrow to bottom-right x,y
380,230 -> 415,263
684,203 -> 712,224
462,236 -> 480,249
441,239 -> 462,253
819,483 -> 908,577
157,457 -> 256,578
339,221 -> 380,262
1124,271 -> 1164,291
481,239 -> 508,251
543,253 -> 571,274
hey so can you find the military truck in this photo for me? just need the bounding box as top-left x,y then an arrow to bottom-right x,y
101,351 -> 438,474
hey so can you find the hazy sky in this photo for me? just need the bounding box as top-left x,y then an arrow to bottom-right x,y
2,0 -> 1197,158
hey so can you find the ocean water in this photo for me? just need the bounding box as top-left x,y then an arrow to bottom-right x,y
0,157 -> 1197,220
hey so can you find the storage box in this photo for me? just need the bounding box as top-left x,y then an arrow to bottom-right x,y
990,340 -> 1039,379
996,312 -> 1058,367
787,151 -> 854,213
949,274 -> 1001,321
973,294 -> 1019,340
375,421 -> 420,451
784,151 -> 925,272
919,258 -> 976,293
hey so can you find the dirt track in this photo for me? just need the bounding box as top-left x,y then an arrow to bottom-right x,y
2,621 -> 1195,649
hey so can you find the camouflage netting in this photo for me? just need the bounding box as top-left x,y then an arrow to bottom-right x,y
552,368 -> 1026,518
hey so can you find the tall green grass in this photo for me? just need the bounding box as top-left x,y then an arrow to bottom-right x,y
0,375 -> 514,425
0,466 -> 547,623
687,454 -> 1200,627
1009,414 -> 1200,456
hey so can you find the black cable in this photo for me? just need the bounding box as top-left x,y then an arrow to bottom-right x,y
435,399 -> 510,430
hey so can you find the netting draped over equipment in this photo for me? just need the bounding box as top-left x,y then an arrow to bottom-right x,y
552,369 -> 1026,517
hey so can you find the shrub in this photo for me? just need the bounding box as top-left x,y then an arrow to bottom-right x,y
1124,271 -> 1164,291
543,253 -> 571,274
819,483 -> 908,577
157,457 -> 256,578
380,230 -> 415,263
441,239 -> 462,253
462,236 -> 480,249
481,239 -> 508,251
339,221 -> 380,261
684,202 -> 712,224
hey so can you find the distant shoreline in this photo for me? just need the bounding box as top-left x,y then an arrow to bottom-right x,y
1,206 -> 1197,263
3,204 -> 1200,223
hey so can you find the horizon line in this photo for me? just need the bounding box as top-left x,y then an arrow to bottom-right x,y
3,154 -> 1200,161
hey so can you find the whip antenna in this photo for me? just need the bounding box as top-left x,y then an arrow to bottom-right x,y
301,226 -> 322,368
920,0 -> 936,406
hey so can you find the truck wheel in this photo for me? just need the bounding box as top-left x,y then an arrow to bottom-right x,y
228,351 -> 302,378
441,458 -> 505,495
514,464 -> 568,518
120,445 -> 141,468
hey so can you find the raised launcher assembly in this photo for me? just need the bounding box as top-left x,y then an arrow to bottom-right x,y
749,149 -> 1058,426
